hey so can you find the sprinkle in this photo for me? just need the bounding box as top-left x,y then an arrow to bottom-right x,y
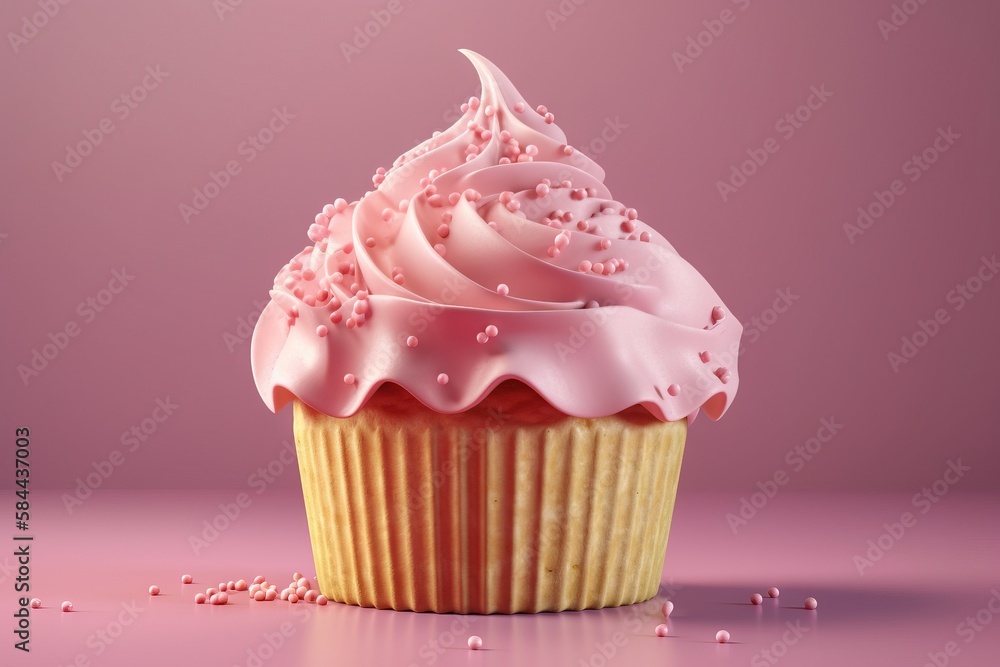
265,589 -> 277,601
288,594 -> 299,604
437,373 -> 449,385
804,597 -> 818,610
585,300 -> 600,309
768,587 -> 780,598
621,220 -> 636,233
578,260 -> 593,273
437,224 -> 450,238
406,336 -> 418,348
667,384 -> 680,397
543,112 -> 555,123
334,198 -> 348,213
316,325 -> 328,337
317,595 -> 329,606
253,576 -> 266,585
194,594 -> 207,604
344,374 -> 356,385
468,636 -> 483,650
330,311 -> 343,324
305,590 -> 319,602
149,585 -> 160,596
477,332 -> 489,344
206,588 -> 219,596
254,590 -> 266,601
592,262 -> 604,274
655,624 -> 669,637
535,183 -> 550,197
181,574 -> 193,584
700,351 -> 712,363
296,586 -> 308,597
61,601 -> 73,612
30,598 -> 41,609
555,231 -> 570,248
639,231 -> 652,242
381,208 -> 394,221
524,144 -> 538,156
662,601 -> 674,617
485,325 -> 498,337
715,367 -> 732,384
434,244 -> 447,257
499,130 -> 512,143
562,145 -> 574,155
496,283 -> 509,296
514,102 -> 526,112
751,593 -> 763,605
365,237 -> 376,248
712,306 -> 726,323
393,273 -> 406,285
536,104 -> 547,115
600,238 -> 612,250
716,630 -> 730,644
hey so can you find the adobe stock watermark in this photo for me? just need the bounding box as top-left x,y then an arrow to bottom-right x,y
671,0 -> 754,73
213,0 -> 254,21
843,126 -> 960,243
222,299 -> 269,353
53,600 -> 145,667
919,589 -> 1000,667
7,0 -> 72,54
16,268 -> 135,386
544,0 -> 591,32
51,66 -> 170,183
751,620 -> 812,667
877,0 -> 932,42
853,458 -> 970,576
178,106 -> 295,223
716,84 -> 833,202
726,416 -> 844,534
339,0 -> 414,64
188,439 -> 297,555
887,254 -> 998,373
61,397 -> 180,514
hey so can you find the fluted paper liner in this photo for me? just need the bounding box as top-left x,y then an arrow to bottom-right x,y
293,382 -> 686,613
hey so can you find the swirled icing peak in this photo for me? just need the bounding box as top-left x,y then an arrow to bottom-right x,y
251,50 -> 742,422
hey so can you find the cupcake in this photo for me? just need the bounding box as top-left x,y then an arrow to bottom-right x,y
251,50 -> 741,613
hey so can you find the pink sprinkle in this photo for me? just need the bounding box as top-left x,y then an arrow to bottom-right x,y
206,588 -> 219,596
296,586 -> 308,597
716,630 -> 730,644
536,104 -> 548,114
600,238 -> 612,250
804,597 -> 818,610
712,306 -> 726,323
209,594 -> 219,604
768,587 -> 780,598
667,384 -> 681,397
316,595 -> 329,606
555,231 -> 570,248
579,260 -> 593,272
751,593 -> 763,605
499,130 -> 512,143
639,231 -> 652,242
662,601 -> 674,617
621,220 -> 636,233
700,351 -> 712,363
195,593 -> 207,604
715,367 -> 732,384
365,237 -> 376,248
547,246 -> 559,258
149,585 -> 160,596
514,102 -> 526,112
477,332 -> 489,344
393,273 -> 406,285
181,574 -> 193,584
265,589 -> 277,601
524,144 -> 539,156
543,112 -> 555,124
484,104 -> 494,116
288,594 -> 300,604
592,262 -> 604,274
254,590 -> 266,602
253,576 -> 266,585
406,336 -> 418,348
485,325 -> 498,337
344,374 -> 356,385
437,224 -> 450,238
441,211 -> 453,224
655,624 -> 669,637
316,325 -> 328,337
448,192 -> 461,205
216,592 -> 229,605
562,145 -> 574,156
235,579 -> 247,591
280,589 -> 290,601
381,208 -> 394,221
535,183 -> 550,197
437,373 -> 449,385
305,590 -> 319,602
334,198 -> 348,213
497,283 -> 509,296
434,243 -> 446,257
468,636 -> 483,650
30,598 -> 42,609
330,311 -> 343,324
585,300 -> 600,309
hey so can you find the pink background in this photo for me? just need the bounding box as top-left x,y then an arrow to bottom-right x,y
3,0 -> 999,493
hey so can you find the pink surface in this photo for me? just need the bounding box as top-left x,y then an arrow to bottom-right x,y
250,49 -> 741,423
3,0 -> 1000,492
14,490 -> 1000,666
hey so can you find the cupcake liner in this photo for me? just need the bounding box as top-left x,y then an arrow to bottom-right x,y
293,385 -> 686,613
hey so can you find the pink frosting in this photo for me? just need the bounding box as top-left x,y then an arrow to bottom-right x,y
251,50 -> 742,422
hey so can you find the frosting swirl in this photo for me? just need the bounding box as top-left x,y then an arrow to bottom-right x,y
251,50 -> 741,422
